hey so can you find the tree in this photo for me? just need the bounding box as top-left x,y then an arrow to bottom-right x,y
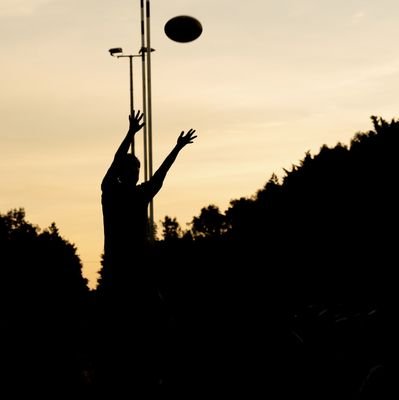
0,208 -> 90,395
190,205 -> 227,240
160,215 -> 182,241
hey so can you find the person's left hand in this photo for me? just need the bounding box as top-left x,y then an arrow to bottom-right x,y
177,129 -> 197,148
129,110 -> 145,134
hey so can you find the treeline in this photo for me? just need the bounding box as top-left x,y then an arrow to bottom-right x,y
0,209 -> 91,395
1,116 -> 397,397
152,114 -> 398,319
140,115 -> 398,396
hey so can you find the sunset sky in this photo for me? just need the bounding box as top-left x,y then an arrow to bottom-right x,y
2,0 -> 399,288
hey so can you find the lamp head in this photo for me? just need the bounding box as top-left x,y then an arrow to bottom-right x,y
139,47 -> 156,54
109,47 -> 123,56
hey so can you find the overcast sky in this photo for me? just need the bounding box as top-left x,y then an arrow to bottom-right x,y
2,0 -> 399,287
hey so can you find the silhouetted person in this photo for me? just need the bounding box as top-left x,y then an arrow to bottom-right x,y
101,110 -> 197,284
95,110 -> 197,392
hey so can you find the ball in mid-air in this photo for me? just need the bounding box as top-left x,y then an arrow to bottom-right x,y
164,15 -> 203,43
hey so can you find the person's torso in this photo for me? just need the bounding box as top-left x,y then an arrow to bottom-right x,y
102,181 -> 153,250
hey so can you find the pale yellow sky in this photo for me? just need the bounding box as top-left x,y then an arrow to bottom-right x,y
2,0 -> 399,288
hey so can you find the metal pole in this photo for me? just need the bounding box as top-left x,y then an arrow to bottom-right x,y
129,55 -> 135,155
146,0 -> 154,239
140,0 -> 148,183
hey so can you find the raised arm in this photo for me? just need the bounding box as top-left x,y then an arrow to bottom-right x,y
151,128 -> 197,187
114,110 -> 144,160
102,111 -> 144,187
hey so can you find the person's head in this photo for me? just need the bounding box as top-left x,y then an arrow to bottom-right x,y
118,154 -> 140,184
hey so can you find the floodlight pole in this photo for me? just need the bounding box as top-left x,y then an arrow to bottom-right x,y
140,0 -> 148,184
117,54 -> 142,155
109,1 -> 155,240
145,0 -> 154,240
109,49 -> 141,155
110,1 -> 199,242
129,56 -> 134,115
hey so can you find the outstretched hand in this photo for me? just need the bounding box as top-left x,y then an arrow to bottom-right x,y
128,110 -> 145,135
177,129 -> 197,148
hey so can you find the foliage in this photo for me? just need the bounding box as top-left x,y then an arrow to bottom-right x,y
190,205 -> 227,240
0,208 -> 90,394
168,116 -> 399,253
144,116 -> 398,394
0,208 -> 88,296
160,215 -> 182,241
